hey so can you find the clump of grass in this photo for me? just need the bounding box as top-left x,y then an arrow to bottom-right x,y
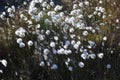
0,0 -> 120,80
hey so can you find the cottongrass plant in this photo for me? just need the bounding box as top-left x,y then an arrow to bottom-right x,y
0,0 -> 120,80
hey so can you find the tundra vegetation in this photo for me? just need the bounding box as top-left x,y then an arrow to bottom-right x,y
0,0 -> 120,80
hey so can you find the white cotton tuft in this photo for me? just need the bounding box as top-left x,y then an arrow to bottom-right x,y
17,38 -> 22,44
78,62 -> 84,68
97,53 -> 104,59
27,40 -> 33,47
0,59 -> 7,67
19,42 -> 25,48
50,42 -> 55,47
51,64 -> 58,70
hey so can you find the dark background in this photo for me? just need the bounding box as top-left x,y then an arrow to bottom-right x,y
0,0 -> 64,12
